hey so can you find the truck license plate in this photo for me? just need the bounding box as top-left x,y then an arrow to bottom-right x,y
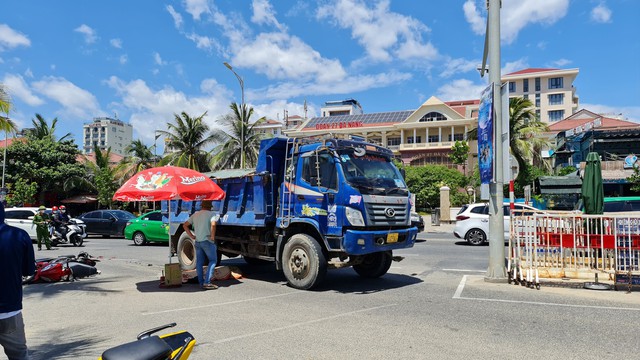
387,233 -> 398,243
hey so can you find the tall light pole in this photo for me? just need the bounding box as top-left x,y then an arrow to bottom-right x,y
223,62 -> 245,169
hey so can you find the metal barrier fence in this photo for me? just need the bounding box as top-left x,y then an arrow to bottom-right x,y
508,211 -> 640,290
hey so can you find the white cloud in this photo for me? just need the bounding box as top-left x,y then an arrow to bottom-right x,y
0,24 -> 31,51
436,79 -> 489,101
166,5 -> 183,29
251,0 -> 286,31
105,76 -> 232,143
252,99 -> 314,121
153,52 -> 167,66
232,32 -> 346,83
32,76 -> 100,119
550,58 -> 571,67
317,0 -> 437,62
24,68 -> 33,78
1,73 -> 44,106
186,33 -> 219,51
463,0 -> 570,44
183,0 -> 210,21
249,71 -> 412,101
591,3 -> 612,23
502,58 -> 529,75
74,24 -> 98,44
119,55 -> 128,65
440,58 -> 480,78
581,103 -> 640,123
110,38 -> 122,49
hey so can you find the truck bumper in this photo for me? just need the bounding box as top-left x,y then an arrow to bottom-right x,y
342,227 -> 418,255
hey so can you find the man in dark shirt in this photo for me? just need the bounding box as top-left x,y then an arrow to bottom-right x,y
0,202 -> 36,360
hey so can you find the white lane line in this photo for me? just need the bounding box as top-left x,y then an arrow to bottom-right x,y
142,292 -> 299,315
453,275 -> 467,299
211,304 -> 396,344
455,296 -> 640,312
443,268 -> 487,273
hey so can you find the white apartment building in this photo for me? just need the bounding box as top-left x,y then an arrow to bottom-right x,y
320,99 -> 363,117
502,68 -> 579,123
82,117 -> 133,156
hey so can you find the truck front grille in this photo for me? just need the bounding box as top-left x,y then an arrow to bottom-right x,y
362,195 -> 409,226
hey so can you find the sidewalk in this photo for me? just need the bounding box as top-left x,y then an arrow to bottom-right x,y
421,215 -> 455,234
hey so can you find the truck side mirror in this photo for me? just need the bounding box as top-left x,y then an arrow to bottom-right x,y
400,168 -> 406,180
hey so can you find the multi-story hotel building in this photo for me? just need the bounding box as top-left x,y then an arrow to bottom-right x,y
82,117 -> 133,156
502,68 -> 579,123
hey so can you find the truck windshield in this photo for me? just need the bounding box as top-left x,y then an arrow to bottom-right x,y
338,149 -> 408,196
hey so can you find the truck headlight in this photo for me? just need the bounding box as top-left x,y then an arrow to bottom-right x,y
345,207 -> 365,227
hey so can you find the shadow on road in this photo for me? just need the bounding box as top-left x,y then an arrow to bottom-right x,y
28,325 -> 106,360
23,279 -> 120,298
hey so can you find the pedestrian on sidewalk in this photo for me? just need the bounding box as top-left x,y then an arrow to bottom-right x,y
183,200 -> 220,290
0,202 -> 36,360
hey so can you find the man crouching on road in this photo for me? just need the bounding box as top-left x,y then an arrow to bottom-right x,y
0,202 -> 36,360
183,200 -> 220,290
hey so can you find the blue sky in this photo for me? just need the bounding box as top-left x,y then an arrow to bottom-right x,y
1,0 -> 639,152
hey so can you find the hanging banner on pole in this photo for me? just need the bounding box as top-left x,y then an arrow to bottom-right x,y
478,83 -> 494,200
501,83 -> 511,181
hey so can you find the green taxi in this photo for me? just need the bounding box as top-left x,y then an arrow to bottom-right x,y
124,210 -> 169,245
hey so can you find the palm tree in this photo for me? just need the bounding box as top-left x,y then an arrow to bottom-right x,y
210,103 -> 266,170
467,97 -> 550,186
117,139 -> 156,180
0,84 -> 17,133
65,144 -> 119,207
156,111 -> 216,171
27,114 -> 72,142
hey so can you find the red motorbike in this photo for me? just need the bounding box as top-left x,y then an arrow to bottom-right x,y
23,252 -> 101,284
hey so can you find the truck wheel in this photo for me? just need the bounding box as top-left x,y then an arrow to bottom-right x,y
177,233 -> 196,271
353,251 -> 392,278
282,234 -> 327,290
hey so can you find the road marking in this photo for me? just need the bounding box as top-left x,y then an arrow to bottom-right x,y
453,275 -> 468,298
443,268 -> 487,273
142,292 -> 300,315
453,275 -> 640,311
210,304 -> 396,344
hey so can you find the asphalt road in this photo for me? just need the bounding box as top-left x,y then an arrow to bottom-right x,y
20,231 -> 640,360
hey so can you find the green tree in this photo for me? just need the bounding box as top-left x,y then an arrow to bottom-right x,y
6,138 -> 85,203
26,113 -> 72,142
404,164 -> 467,209
6,179 -> 38,207
65,144 -> 119,208
0,83 -> 18,134
117,139 -> 156,180
449,140 -> 470,176
210,103 -> 266,170
157,111 -> 215,171
629,166 -> 640,193
557,165 -> 577,176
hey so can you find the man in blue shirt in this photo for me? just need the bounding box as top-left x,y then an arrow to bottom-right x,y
0,202 -> 36,360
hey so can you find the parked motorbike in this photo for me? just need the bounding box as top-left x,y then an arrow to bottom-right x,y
99,323 -> 195,360
22,252 -> 100,284
50,218 -> 87,247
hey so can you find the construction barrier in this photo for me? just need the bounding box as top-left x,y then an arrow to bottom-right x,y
508,210 -> 640,290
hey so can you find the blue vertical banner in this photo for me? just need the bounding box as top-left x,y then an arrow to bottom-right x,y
478,84 -> 494,194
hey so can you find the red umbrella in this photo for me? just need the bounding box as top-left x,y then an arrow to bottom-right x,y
113,166 -> 225,268
113,166 -> 224,202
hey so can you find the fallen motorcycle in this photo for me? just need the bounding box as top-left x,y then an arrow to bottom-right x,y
99,323 -> 195,360
23,252 -> 100,284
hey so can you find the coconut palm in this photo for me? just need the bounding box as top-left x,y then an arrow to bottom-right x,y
64,144 -> 119,207
0,84 -> 17,133
27,113 -> 72,142
210,103 -> 266,170
117,139 -> 156,180
156,111 -> 216,172
467,97 -> 550,186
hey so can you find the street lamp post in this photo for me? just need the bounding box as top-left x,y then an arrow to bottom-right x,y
223,62 -> 245,169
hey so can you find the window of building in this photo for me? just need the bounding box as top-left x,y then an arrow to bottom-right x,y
112,127 -> 116,132
508,81 -> 516,93
548,93 -> 564,105
548,110 -> 565,122
387,137 -> 401,146
449,133 -> 464,141
523,94 -> 529,100
548,77 -> 563,89
535,109 -> 540,119
419,112 -> 447,122
535,77 -> 541,92
523,79 -> 529,93
406,136 -> 422,144
535,93 -> 540,107
428,135 -> 440,143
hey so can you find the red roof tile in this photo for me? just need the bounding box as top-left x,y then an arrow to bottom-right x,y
548,109 -> 640,132
504,68 -> 559,76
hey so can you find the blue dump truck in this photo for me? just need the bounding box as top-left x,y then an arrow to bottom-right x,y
167,136 -> 418,289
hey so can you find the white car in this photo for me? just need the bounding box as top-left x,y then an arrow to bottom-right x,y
3,207 -> 46,240
453,203 -> 543,246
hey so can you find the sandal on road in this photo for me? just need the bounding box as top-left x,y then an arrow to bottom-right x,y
202,284 -> 218,290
